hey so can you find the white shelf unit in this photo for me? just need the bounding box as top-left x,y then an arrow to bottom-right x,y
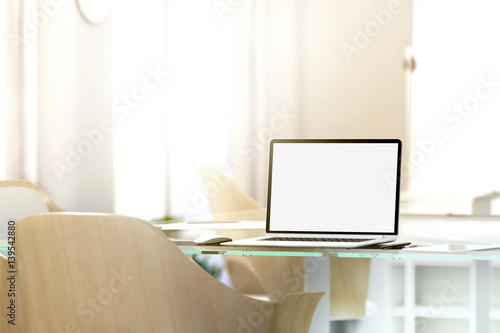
381,258 -> 499,333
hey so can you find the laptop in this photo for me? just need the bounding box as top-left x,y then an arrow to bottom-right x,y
223,139 -> 402,248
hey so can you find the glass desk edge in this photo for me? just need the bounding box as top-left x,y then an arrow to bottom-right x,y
176,244 -> 500,261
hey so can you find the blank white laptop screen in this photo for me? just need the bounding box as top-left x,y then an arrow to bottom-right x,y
267,140 -> 400,235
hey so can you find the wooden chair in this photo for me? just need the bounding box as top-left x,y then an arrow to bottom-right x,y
198,166 -> 302,297
0,179 -> 64,215
199,166 -> 371,319
15,213 -> 324,332
0,179 -> 63,332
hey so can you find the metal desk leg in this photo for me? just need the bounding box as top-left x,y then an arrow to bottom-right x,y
470,260 -> 490,333
304,256 -> 330,333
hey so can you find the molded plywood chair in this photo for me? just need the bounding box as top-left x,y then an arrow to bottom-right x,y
0,179 -> 64,332
198,166 -> 304,297
0,179 -> 64,216
1,179 -> 64,241
16,213 -> 323,332
199,166 -> 371,319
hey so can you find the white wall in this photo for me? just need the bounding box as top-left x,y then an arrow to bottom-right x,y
300,0 -> 412,139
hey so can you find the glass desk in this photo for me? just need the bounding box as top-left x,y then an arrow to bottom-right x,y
176,242 -> 500,260
157,214 -> 500,332
174,241 -> 499,333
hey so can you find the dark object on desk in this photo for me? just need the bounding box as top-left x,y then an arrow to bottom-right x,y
172,240 -> 196,246
380,242 -> 411,249
194,235 -> 233,245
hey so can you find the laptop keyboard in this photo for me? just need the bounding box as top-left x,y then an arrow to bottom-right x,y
260,237 -> 375,242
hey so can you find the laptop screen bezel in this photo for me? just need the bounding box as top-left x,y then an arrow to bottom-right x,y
265,138 -> 402,236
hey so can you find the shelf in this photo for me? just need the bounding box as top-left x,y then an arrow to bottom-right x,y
392,306 -> 471,319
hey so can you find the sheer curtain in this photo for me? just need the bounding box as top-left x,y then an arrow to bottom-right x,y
163,0 -> 308,215
2,0 -> 22,180
1,0 -> 243,219
165,0 -> 234,218
111,0 -> 300,219
112,0 -> 300,219
1,0 -> 115,212
1,0 -> 38,181
112,1 -> 168,220
112,0 -> 242,220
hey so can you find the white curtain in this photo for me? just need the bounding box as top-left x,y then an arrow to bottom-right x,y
112,1 -> 168,220
2,0 -> 115,213
163,0 -> 306,216
3,0 -> 43,182
2,0 -> 22,180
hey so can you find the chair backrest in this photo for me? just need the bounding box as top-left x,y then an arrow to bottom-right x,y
0,179 -> 63,239
16,213 -> 323,332
198,166 -> 262,213
199,166 -> 306,297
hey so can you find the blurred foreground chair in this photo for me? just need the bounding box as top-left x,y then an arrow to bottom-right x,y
0,255 -> 22,333
16,213 -> 324,332
199,166 -> 371,319
0,179 -> 64,332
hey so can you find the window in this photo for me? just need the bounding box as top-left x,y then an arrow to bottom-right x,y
409,0 -> 500,215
